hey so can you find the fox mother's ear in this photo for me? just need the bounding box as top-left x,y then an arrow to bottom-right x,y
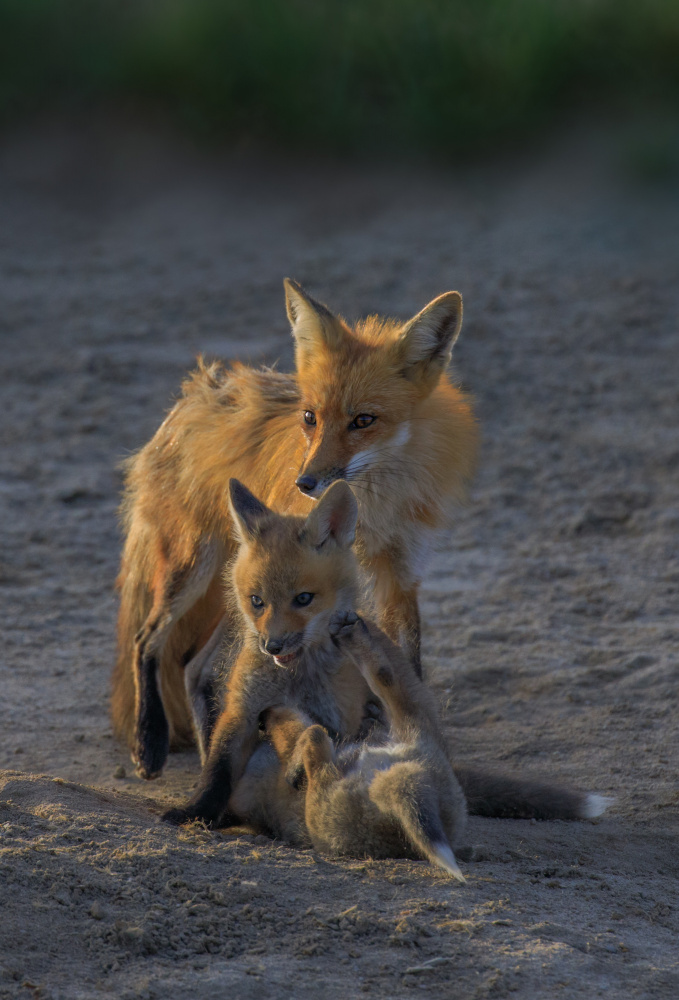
396,291 -> 463,391
228,479 -> 271,540
284,278 -> 346,366
301,480 -> 358,550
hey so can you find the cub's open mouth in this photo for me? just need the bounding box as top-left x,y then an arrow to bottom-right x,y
273,649 -> 301,666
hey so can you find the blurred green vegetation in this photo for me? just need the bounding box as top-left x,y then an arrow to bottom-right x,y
1,0 -> 678,154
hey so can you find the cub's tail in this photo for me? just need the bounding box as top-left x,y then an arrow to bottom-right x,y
369,762 -> 467,882
455,767 -> 613,821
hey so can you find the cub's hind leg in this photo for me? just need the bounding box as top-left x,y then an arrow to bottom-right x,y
369,764 -> 465,881
291,725 -> 344,848
262,705 -> 314,789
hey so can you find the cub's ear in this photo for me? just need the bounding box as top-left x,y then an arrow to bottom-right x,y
395,291 -> 463,393
302,480 -> 358,550
284,278 -> 346,368
228,479 -> 271,540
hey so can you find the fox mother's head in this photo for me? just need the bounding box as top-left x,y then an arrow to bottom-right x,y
284,279 -> 464,501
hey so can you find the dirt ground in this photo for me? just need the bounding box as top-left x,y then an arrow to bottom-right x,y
0,118 -> 678,1000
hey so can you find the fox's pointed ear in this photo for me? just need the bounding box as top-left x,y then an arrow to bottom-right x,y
228,479 -> 271,540
395,291 -> 463,392
284,278 -> 345,368
301,481 -> 358,550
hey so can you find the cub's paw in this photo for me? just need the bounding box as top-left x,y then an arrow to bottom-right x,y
162,805 -> 217,828
329,609 -> 361,643
162,806 -> 195,826
285,760 -> 306,791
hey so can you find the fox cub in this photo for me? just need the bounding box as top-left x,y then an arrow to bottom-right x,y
165,478 -> 610,847
162,477 -> 385,827
253,615 -> 469,881
233,616 -> 610,880
112,280 -> 478,780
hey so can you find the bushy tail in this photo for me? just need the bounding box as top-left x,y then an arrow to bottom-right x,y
370,763 -> 466,882
455,767 -> 613,821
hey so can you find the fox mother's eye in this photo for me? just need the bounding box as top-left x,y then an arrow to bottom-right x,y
303,410 -> 316,426
349,414 -> 376,430
293,592 -> 314,607
251,595 -> 264,609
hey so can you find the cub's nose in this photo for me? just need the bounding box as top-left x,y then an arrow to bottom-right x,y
264,638 -> 283,655
295,474 -> 318,494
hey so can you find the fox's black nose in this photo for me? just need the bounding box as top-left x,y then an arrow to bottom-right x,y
264,638 -> 283,655
296,474 -> 318,494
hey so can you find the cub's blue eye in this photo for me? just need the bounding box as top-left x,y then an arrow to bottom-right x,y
349,414 -> 376,430
293,592 -> 314,607
303,411 -> 316,426
251,595 -> 264,609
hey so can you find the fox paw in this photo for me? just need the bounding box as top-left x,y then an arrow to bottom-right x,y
162,806 -> 194,826
162,806 -> 218,828
285,761 -> 306,791
133,717 -> 169,780
132,744 -> 168,781
329,609 -> 360,642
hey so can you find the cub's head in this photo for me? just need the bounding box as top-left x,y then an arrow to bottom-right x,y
228,478 -> 359,667
284,278 -> 463,499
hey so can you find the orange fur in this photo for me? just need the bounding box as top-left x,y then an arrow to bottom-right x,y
112,281 -> 478,777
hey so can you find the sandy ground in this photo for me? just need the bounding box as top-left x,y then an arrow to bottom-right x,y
0,118 -> 678,999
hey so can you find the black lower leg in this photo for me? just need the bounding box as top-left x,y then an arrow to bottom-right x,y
134,650 -> 169,780
162,738 -> 238,828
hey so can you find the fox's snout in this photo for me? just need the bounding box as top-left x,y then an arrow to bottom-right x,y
295,473 -> 318,495
258,632 -> 303,659
263,637 -> 283,655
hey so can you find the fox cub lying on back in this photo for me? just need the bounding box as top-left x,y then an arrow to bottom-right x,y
166,478 -> 610,853
236,615 -> 469,881
233,614 -> 610,880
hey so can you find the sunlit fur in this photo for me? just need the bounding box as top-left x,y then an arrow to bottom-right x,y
160,483 -> 386,829
166,481 -> 611,836
250,620 -> 469,880
111,281 -> 478,772
230,487 -> 358,668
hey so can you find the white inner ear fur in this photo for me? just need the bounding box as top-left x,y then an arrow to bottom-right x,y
304,481 -> 358,548
399,292 -> 463,368
285,281 -> 342,354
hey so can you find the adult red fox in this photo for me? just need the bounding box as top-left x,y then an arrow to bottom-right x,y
112,280 -> 478,778
163,479 -> 610,843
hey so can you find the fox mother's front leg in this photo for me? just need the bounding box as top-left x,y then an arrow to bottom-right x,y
372,557 -> 422,678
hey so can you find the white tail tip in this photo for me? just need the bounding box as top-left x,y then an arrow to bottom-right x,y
582,793 -> 615,819
430,842 -> 466,883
